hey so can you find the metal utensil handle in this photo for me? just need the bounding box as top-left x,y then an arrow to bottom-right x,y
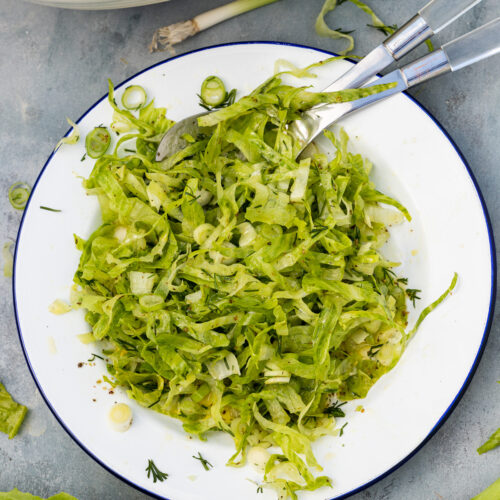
443,17 -> 500,71
295,14 -> 499,154
384,0 -> 481,60
401,49 -> 451,87
419,0 -> 482,34
324,0 -> 482,92
383,15 -> 433,60
400,17 -> 500,86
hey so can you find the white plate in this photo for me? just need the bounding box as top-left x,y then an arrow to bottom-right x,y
14,43 -> 495,500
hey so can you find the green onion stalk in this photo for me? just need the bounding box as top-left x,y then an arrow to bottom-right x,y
150,0 -> 281,53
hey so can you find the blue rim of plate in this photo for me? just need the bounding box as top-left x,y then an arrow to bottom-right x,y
12,41 -> 497,500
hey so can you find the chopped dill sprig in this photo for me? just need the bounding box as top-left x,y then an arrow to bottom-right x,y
193,452 -> 213,471
145,459 -> 169,483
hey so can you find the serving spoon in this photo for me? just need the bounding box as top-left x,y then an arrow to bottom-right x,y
156,0 -> 499,162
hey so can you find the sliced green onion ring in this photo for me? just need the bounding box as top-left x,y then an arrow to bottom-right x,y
8,182 -> 31,210
85,127 -> 111,159
121,85 -> 147,110
200,76 -> 227,107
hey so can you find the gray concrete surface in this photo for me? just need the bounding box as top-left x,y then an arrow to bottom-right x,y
0,0 -> 499,499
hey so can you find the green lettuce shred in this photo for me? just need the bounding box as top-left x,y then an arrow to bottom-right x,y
477,381 -> 500,456
0,490 -> 77,500
3,241 -> 14,278
478,427 -> 500,455
315,0 -> 355,55
408,273 -> 457,339
55,118 -> 80,151
315,0 -> 395,55
0,382 -> 27,439
71,64 -> 455,497
471,477 -> 500,500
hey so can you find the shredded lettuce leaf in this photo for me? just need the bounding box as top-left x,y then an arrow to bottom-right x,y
70,63 -> 455,497
471,477 -> 500,500
478,427 -> 500,455
55,118 -> 80,151
349,0 -> 389,33
408,273 -> 457,339
315,0 -> 394,55
0,382 -> 27,439
0,490 -> 77,500
3,241 -> 14,278
477,381 -> 500,455
315,0 -> 355,55
48,299 -> 72,315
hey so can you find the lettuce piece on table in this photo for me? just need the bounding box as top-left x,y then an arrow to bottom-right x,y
0,489 -> 77,500
0,382 -> 27,439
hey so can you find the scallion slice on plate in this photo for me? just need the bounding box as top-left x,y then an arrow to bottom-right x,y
85,126 -> 111,159
121,85 -> 147,111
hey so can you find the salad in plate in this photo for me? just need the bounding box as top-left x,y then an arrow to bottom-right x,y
67,60 -> 455,499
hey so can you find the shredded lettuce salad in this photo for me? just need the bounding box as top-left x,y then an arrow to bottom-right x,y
70,62 -> 455,498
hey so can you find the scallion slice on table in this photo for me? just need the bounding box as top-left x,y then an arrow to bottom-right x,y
121,85 -> 147,111
150,0 -> 281,52
85,126 -> 111,159
8,182 -> 31,210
